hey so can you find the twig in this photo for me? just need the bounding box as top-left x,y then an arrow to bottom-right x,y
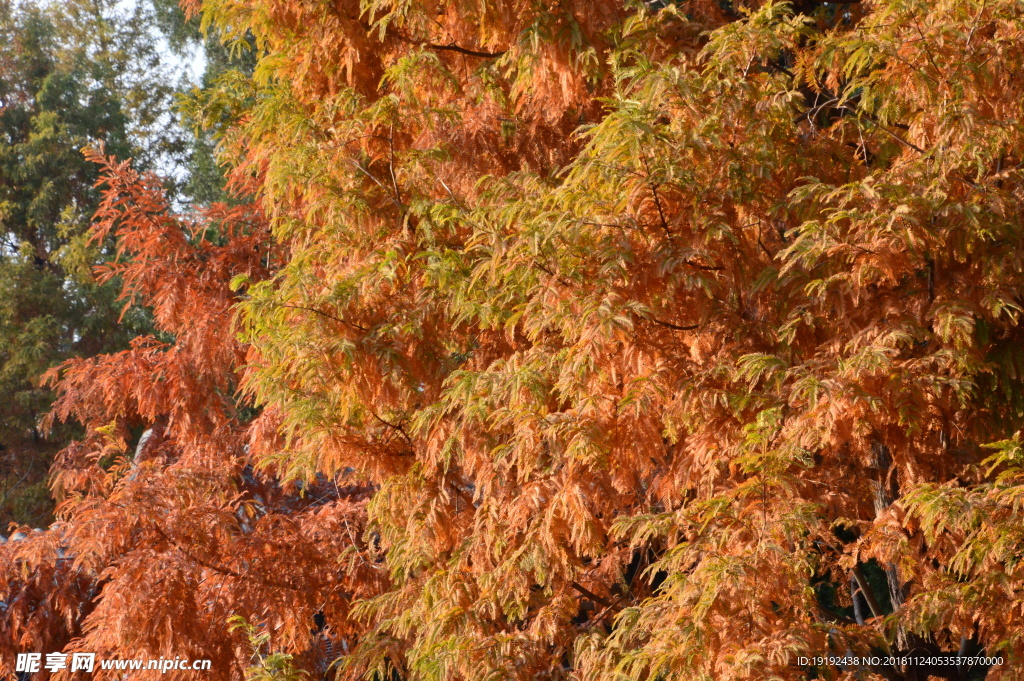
278,304 -> 368,332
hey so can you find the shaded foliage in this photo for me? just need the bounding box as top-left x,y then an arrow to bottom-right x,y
0,0 -> 188,524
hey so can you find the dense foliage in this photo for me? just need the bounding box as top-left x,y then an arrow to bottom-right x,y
0,0 -> 190,524
4,0 -> 1024,680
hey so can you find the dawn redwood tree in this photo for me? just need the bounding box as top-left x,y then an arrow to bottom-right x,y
3,0 -> 1024,680
228,0 -> 1024,678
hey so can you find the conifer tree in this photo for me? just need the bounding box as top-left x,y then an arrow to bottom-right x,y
0,0 -> 185,524
4,1 -> 1024,680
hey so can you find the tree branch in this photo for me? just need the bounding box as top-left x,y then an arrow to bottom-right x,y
278,304 -> 367,332
570,581 -> 613,608
650,318 -> 698,331
851,565 -> 885,619
389,31 -> 506,59
428,43 -> 505,59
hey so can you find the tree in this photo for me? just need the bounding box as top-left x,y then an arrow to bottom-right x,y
0,0 -> 186,525
4,0 -> 1024,680
151,0 -> 258,206
0,150 -> 383,678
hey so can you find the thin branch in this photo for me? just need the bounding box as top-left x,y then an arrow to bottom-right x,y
387,122 -> 403,211
533,261 -> 574,288
369,409 -> 414,448
640,155 -> 672,240
650,318 -> 698,331
152,522 -> 302,592
851,565 -> 885,619
350,159 -> 405,212
278,304 -> 368,332
911,15 -> 944,81
570,581 -> 613,608
852,112 -> 926,155
428,43 -> 506,59
683,260 -> 725,272
0,466 -> 33,511
389,31 -> 506,59
965,0 -> 987,51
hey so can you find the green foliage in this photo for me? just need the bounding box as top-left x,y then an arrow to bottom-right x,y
151,0 -> 258,205
0,0 -> 185,523
230,616 -> 310,681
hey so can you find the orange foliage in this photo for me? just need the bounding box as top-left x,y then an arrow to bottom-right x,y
5,1 -> 1024,680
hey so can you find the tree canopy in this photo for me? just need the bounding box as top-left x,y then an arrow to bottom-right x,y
3,0 -> 1024,680
0,0 -> 248,527
0,0 -> 193,524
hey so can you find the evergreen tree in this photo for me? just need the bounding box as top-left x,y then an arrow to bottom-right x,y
152,0 -> 257,206
0,0 -> 184,524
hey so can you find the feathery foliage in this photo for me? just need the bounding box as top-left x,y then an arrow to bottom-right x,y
4,0 -> 1024,680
